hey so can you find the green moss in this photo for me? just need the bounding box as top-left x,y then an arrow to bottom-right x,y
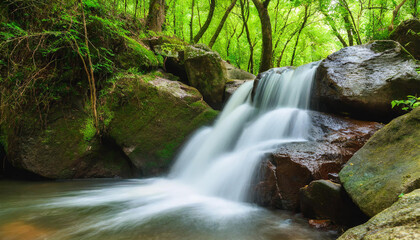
339,107 -> 420,217
107,74 -> 217,176
80,117 -> 96,142
156,141 -> 179,160
114,35 -> 159,71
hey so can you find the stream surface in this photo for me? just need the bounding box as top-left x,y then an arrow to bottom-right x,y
0,179 -> 336,240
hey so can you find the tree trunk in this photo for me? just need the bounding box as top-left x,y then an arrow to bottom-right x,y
134,0 -> 139,18
78,0 -> 99,134
343,12 -> 354,46
273,7 -> 292,56
240,0 -> 254,73
322,11 -> 348,47
251,0 -> 272,73
340,0 -> 362,44
190,0 -> 195,43
146,0 -> 166,32
290,4 -> 309,66
193,0 -> 215,43
208,0 -> 237,48
389,0 -> 408,30
277,29 -> 297,67
226,24 -> 237,58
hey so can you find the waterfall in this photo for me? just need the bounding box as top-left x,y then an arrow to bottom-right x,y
170,61 -> 319,201
3,61 -> 332,240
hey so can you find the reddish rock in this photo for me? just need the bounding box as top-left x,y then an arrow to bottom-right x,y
253,155 -> 312,210
308,219 -> 332,229
252,111 -> 383,211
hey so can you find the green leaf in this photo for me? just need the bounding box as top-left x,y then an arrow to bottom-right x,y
391,101 -> 397,108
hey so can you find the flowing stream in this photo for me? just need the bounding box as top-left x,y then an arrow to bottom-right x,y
0,62 -> 335,240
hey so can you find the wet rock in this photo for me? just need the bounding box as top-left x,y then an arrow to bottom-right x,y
313,40 -> 420,121
107,73 -> 219,176
390,18 -> 420,60
252,111 -> 382,211
254,154 -> 313,210
300,180 -> 367,226
339,107 -> 420,217
338,189 -> 420,240
184,45 -> 228,109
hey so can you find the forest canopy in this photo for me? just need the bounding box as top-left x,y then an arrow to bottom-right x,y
1,0 -> 418,74
113,0 -> 418,73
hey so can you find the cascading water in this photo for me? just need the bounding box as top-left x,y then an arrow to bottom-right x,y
0,61 -> 334,240
170,62 -> 319,201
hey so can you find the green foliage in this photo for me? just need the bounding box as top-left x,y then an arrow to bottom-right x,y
81,117 -> 96,142
0,22 -> 28,40
391,95 -> 420,111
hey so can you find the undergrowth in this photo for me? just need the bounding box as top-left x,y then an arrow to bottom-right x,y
0,0 -> 162,136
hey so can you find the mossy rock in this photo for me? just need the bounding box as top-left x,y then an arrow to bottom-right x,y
184,45 -> 228,109
390,18 -> 420,60
106,73 -> 218,176
116,37 -> 159,71
339,107 -> 420,217
338,189 -> 420,240
5,107 -> 137,179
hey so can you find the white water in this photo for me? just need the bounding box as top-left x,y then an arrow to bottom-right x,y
170,61 -> 319,201
0,62 -> 330,240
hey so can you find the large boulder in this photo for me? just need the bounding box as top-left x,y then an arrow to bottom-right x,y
339,107 -> 420,217
106,73 -> 219,176
5,107 -> 137,179
223,61 -> 255,102
252,111 -> 382,211
313,40 -> 420,121
338,189 -> 420,240
390,18 -> 420,60
223,61 -> 255,81
299,180 -> 367,226
184,45 -> 228,109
